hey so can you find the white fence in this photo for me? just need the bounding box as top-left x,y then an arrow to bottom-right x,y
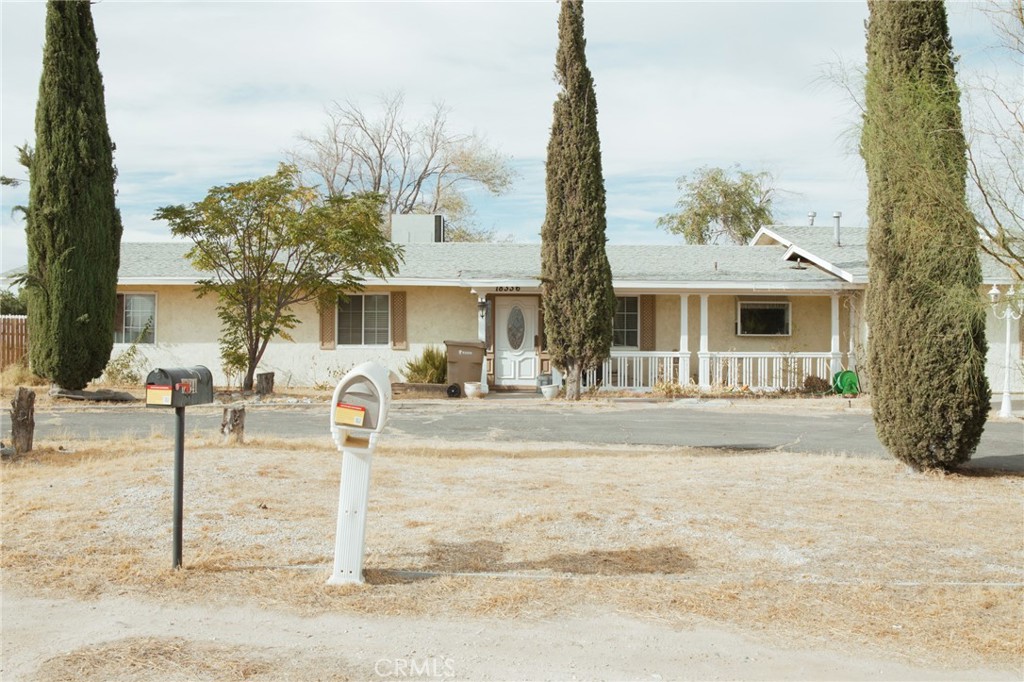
583,352 -> 689,391
581,350 -> 843,392
700,352 -> 838,390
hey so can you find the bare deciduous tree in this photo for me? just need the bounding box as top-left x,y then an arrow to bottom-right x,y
291,92 -> 514,241
965,0 -> 1023,279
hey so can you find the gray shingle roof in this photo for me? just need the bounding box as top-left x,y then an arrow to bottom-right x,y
760,225 -> 870,282
7,226 -> 1011,288
118,241 -> 198,280
109,239 -> 848,286
762,224 -> 1012,283
351,242 -> 843,286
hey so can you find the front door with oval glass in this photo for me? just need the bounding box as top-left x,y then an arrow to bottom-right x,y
495,297 -> 538,386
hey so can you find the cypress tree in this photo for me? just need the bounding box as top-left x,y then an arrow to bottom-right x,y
861,0 -> 989,471
541,0 -> 616,401
25,0 -> 122,390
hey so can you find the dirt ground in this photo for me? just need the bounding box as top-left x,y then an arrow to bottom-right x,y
2,435 -> 1022,681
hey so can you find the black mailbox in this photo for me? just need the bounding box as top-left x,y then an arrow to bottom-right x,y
145,366 -> 214,408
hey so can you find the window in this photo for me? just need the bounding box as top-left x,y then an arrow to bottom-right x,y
338,294 -> 389,345
114,293 -> 155,344
737,301 -> 790,336
613,296 -> 639,347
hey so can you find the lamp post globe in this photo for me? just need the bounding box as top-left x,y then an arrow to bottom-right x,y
990,285 -> 1022,419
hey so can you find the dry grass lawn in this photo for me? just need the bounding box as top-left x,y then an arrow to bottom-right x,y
2,434 -> 1022,673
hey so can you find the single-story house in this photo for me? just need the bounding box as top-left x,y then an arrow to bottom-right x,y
100,215 -> 1021,396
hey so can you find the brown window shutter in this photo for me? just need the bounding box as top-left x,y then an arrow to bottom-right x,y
537,301 -> 546,351
639,295 -> 656,351
114,294 -> 125,333
391,291 -> 407,350
319,296 -> 336,350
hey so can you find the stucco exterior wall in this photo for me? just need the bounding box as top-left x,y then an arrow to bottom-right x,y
705,295 -> 843,353
113,284 -> 1019,396
111,284 -> 480,387
406,287 -> 478,344
654,295 -> 682,352
650,293 -> 854,356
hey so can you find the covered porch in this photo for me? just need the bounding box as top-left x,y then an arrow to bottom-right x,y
469,287 -> 861,393
585,291 -> 860,392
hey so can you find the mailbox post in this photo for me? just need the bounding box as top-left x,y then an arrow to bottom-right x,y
145,366 -> 214,569
328,361 -> 391,585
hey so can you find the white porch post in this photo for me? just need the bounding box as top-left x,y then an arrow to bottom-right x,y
678,294 -> 689,384
830,293 -> 842,377
847,294 -> 858,372
476,293 -> 489,394
698,294 -> 710,389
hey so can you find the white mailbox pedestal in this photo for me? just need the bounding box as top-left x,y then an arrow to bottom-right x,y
328,362 -> 392,585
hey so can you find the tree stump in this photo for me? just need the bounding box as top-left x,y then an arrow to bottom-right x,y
11,387 -> 36,457
221,406 -> 246,444
255,372 -> 275,396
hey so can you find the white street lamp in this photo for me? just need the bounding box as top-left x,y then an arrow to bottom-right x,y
988,284 -> 1022,419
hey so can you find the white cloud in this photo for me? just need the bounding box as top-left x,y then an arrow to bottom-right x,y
0,0 -> 1011,273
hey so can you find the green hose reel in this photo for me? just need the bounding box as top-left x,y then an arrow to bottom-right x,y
832,370 -> 860,396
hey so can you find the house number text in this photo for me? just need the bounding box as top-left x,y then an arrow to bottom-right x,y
496,286 -> 521,293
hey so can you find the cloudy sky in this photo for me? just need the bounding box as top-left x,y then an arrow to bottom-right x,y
0,1 -> 1010,273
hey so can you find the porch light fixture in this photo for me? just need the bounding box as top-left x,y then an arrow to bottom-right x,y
989,283 -> 1022,419
477,298 -> 487,318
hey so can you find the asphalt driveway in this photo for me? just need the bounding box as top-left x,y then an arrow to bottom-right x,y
7,397 -> 1022,472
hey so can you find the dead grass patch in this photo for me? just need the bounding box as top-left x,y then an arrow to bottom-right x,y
0,362 -> 49,392
3,442 -> 1021,671
33,636 -> 354,682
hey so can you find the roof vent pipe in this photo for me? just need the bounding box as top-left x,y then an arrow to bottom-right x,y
808,211 -> 816,226
833,211 -> 842,246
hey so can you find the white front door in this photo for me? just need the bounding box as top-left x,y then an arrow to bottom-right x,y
495,297 -> 538,386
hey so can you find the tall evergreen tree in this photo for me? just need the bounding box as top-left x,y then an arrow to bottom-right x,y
861,0 -> 989,471
24,0 -> 122,390
541,0 -> 616,401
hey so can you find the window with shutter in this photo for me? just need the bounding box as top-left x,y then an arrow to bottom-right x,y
337,294 -> 390,346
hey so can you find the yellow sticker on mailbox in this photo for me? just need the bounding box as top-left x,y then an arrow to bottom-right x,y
334,402 -> 366,427
147,385 -> 173,406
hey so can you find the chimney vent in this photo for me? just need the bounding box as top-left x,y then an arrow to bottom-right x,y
833,211 -> 842,247
808,211 -> 816,226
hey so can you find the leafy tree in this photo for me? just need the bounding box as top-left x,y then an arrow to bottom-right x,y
0,289 -> 28,315
21,0 -> 122,390
861,0 -> 989,471
658,166 -> 776,245
541,0 -> 616,401
155,164 -> 402,391
292,91 -> 514,242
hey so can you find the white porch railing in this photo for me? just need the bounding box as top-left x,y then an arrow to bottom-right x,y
699,351 -> 840,390
579,350 -> 846,392
583,352 -> 689,391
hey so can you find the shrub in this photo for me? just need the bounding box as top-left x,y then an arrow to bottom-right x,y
102,321 -> 150,386
405,346 -> 447,384
803,375 -> 832,394
652,380 -> 693,398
